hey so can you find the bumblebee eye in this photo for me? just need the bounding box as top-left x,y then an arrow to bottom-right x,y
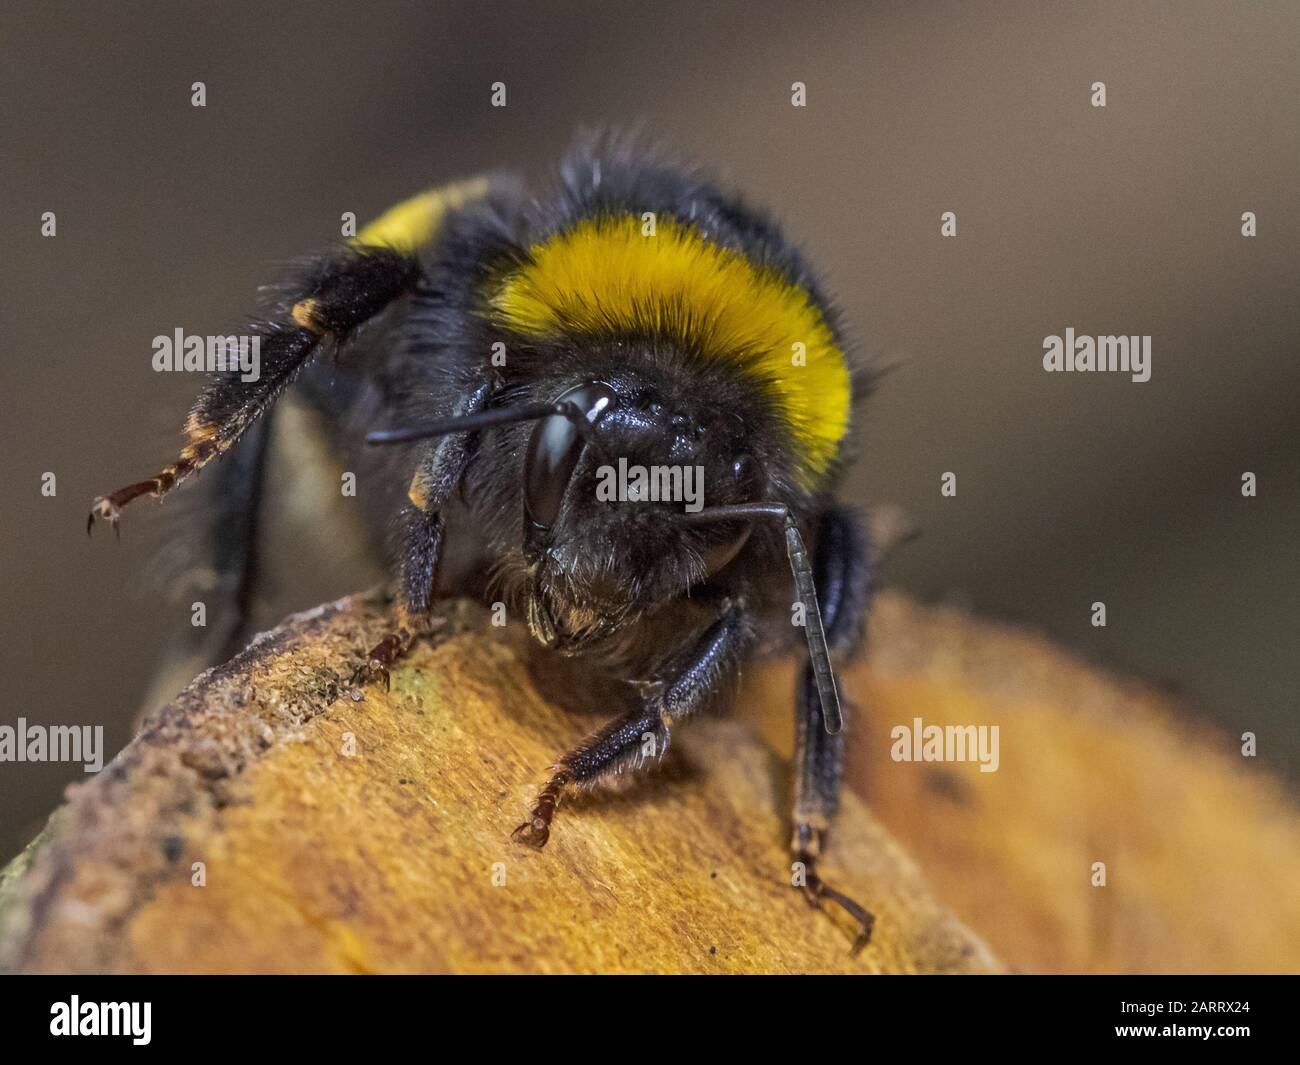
524,382 -> 616,529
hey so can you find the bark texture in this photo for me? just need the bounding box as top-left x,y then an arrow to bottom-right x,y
0,594 -> 999,974
4,587 -> 1296,973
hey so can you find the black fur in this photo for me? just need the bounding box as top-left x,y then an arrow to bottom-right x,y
96,132 -> 878,950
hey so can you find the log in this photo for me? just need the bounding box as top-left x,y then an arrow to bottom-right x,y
0,593 -> 1000,974
5,584 -> 1296,974
743,596 -> 1300,974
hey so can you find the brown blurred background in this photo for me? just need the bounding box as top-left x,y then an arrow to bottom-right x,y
2,1 -> 1296,864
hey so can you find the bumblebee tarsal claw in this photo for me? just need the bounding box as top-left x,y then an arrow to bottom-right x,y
348,658 -> 389,691
87,497 -> 121,538
512,769 -> 571,850
823,886 -> 875,957
798,859 -> 875,956
510,818 -> 550,849
350,630 -> 410,691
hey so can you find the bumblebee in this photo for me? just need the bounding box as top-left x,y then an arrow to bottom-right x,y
89,133 -> 876,952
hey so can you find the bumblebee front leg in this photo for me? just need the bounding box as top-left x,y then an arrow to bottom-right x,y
349,504 -> 444,689
792,506 -> 875,954
351,385 -> 490,689
513,604 -> 752,848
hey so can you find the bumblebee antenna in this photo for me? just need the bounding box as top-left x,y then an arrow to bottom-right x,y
684,503 -> 843,735
366,399 -> 606,449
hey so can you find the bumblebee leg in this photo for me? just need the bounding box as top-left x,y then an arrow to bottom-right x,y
349,505 -> 444,690
129,416 -> 274,723
351,385 -> 491,690
89,246 -> 420,532
513,604 -> 753,848
792,506 -> 875,954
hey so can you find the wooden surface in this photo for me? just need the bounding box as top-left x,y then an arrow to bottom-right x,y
0,594 -> 999,974
3,587 -> 1296,974
746,595 -> 1300,974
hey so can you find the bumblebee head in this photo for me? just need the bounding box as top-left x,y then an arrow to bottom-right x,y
516,372 -> 769,652
478,341 -> 847,739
